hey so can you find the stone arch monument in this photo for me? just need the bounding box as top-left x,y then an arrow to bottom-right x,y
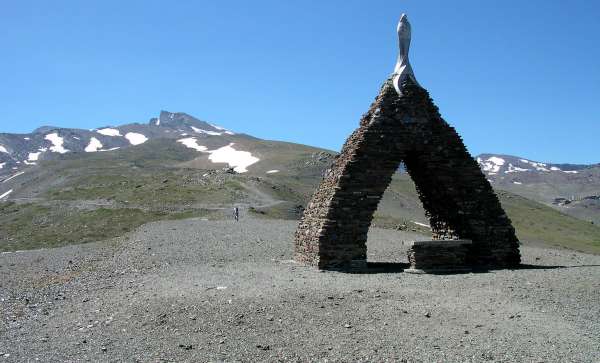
294,14 -> 521,270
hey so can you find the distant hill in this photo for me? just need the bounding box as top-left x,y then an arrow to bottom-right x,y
0,110 -> 252,176
476,154 -> 600,224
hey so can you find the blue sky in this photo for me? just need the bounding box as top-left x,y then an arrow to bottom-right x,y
1,0 -> 599,163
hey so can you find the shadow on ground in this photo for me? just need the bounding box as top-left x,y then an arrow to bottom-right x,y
335,262 -> 600,275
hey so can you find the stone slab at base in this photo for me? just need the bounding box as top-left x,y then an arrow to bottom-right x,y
407,239 -> 472,274
407,239 -> 473,247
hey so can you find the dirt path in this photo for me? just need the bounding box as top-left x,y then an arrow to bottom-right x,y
1,218 -> 599,362
238,181 -> 286,209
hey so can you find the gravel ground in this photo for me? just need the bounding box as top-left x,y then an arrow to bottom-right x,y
1,217 -> 599,362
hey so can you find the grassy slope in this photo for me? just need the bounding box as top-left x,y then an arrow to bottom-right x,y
0,202 -> 206,251
497,191 -> 600,254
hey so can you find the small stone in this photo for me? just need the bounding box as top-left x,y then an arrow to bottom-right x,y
344,324 -> 352,329
256,344 -> 270,351
424,312 -> 431,318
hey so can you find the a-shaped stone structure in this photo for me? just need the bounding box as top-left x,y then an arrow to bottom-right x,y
294,14 -> 521,270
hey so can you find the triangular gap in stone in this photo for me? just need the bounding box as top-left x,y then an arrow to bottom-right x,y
366,165 -> 431,266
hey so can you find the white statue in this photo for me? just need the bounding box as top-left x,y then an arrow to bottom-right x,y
393,14 -> 420,94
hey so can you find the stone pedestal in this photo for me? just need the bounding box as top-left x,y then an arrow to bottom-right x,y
405,240 -> 472,274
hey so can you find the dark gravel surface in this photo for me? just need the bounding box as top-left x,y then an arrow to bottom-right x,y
1,217 -> 599,362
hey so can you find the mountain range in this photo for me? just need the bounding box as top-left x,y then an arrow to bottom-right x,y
1,111 -> 599,254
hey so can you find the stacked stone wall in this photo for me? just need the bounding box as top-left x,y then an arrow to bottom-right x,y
294,78 -> 521,269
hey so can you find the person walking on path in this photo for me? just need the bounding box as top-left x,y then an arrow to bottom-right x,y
233,207 -> 239,222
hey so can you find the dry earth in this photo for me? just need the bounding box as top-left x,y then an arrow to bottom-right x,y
1,216 -> 599,362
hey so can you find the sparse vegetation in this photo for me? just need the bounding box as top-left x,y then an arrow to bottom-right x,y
498,191 -> 600,254
0,202 -> 211,251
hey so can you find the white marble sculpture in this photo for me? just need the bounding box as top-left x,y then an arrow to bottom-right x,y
393,14 -> 420,94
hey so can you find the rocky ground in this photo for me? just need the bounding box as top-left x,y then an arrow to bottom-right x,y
1,216 -> 599,362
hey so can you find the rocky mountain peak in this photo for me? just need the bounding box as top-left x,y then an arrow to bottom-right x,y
148,111 -> 209,129
32,126 -> 61,134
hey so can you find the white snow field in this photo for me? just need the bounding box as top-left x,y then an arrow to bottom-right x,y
84,137 -> 103,152
0,189 -> 13,199
190,126 -> 223,136
177,138 -> 259,173
124,133 -> 148,146
2,171 -> 25,183
96,128 -> 122,137
177,138 -> 208,152
44,133 -> 69,154
28,152 -> 42,161
208,144 -> 259,173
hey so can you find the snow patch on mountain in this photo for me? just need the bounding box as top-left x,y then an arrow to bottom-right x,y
97,128 -> 122,137
266,170 -> 279,174
85,137 -> 103,152
520,159 -> 549,172
208,144 -> 259,173
45,133 -> 69,154
190,127 -> 223,136
125,133 -> 148,146
0,189 -> 12,200
3,172 -> 24,183
0,145 -> 8,153
0,163 -> 5,169
177,138 -> 208,152
505,163 -> 529,173
478,156 -> 505,173
210,124 -> 225,131
177,138 -> 259,173
28,152 -> 42,161
209,124 -> 235,135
